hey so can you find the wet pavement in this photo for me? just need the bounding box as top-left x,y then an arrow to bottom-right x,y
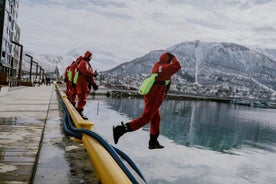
0,84 -> 97,184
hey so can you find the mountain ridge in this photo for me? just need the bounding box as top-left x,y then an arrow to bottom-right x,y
22,41 -> 276,99
104,41 -> 276,97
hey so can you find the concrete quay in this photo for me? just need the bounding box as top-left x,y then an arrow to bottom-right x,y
0,84 -> 97,184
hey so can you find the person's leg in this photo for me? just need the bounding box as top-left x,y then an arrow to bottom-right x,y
113,86 -> 165,144
113,95 -> 157,144
69,87 -> 77,107
76,90 -> 88,120
66,81 -> 71,96
149,109 -> 161,135
148,109 -> 164,149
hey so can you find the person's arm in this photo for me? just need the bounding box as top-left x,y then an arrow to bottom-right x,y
78,62 -> 94,77
163,56 -> 181,76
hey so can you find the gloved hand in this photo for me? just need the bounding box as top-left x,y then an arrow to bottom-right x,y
92,83 -> 98,90
167,52 -> 175,63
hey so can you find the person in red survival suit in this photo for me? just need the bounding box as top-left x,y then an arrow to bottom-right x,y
76,51 -> 98,119
68,56 -> 83,107
64,64 -> 71,96
113,52 -> 181,149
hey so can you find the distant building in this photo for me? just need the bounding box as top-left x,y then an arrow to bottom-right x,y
49,65 -> 62,81
0,0 -> 20,85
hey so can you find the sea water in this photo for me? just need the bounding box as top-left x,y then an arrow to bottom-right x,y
85,97 -> 276,184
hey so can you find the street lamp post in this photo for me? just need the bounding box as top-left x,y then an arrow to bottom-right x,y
39,65 -> 42,81
11,40 -> 23,85
25,54 -> 33,82
41,68 -> 45,83
33,61 -> 38,81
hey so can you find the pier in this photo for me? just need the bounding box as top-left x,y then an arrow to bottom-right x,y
0,85 -> 97,183
107,88 -> 233,103
0,84 -> 147,184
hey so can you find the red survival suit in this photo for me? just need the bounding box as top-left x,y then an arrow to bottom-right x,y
68,56 -> 83,106
129,53 -> 181,135
64,65 -> 71,96
76,51 -> 97,115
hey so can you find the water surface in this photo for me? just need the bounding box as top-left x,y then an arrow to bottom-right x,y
86,97 -> 276,184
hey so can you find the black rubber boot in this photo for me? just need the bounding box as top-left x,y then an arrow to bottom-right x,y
113,122 -> 131,144
71,102 -> 76,107
148,134 -> 164,149
77,109 -> 88,120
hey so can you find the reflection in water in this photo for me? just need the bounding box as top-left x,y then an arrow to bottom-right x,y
106,97 -> 276,152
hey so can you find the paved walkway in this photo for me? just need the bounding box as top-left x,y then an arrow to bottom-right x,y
0,84 -> 97,184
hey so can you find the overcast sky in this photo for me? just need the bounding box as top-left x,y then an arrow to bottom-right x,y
17,0 -> 276,60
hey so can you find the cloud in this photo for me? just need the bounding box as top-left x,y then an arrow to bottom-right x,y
17,0 -> 276,61
253,25 -> 276,33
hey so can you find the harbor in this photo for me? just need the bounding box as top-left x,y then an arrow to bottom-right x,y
94,86 -> 276,109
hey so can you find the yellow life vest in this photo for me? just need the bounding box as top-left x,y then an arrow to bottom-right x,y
73,70 -> 79,84
68,70 -> 72,81
138,73 -> 158,95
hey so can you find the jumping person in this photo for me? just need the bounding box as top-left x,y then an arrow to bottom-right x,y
75,51 -> 98,120
113,52 -> 181,149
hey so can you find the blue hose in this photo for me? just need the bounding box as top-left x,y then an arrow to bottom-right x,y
57,92 -> 82,139
112,146 -> 146,182
66,115 -> 141,184
57,90 -> 147,183
63,112 -> 82,139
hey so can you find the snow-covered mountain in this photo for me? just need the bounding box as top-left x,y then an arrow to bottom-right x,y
22,46 -> 128,76
22,41 -> 276,96
105,41 -> 276,94
22,51 -> 72,76
66,46 -> 128,72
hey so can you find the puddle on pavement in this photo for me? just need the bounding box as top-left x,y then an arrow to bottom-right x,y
0,163 -> 17,173
0,117 -> 44,125
0,115 -> 97,183
34,136 -> 97,184
0,117 -> 17,125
